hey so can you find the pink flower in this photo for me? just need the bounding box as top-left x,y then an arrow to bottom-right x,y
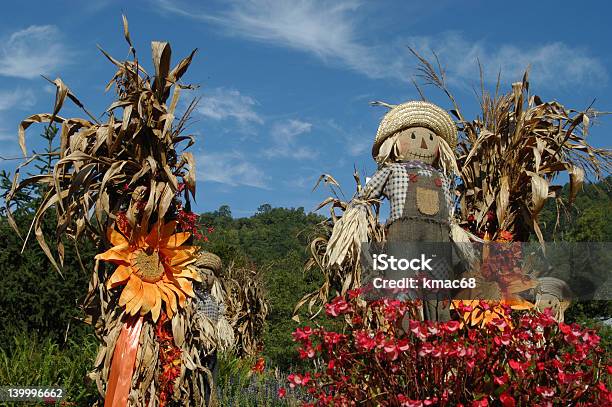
355,331 -> 376,351
493,333 -> 511,346
325,297 -> 351,317
444,320 -> 461,333
292,326 -> 314,342
298,346 -> 315,359
323,331 -> 345,346
499,393 -> 515,407
398,395 -> 423,407
494,374 -> 508,385
397,338 -> 411,352
509,359 -> 524,374
491,318 -> 508,331
409,319 -> 427,340
536,386 -> 555,398
383,340 -> 399,361
277,388 -> 287,398
418,342 -> 435,357
287,373 -> 311,388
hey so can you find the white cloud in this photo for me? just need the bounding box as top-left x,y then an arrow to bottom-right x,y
404,32 -> 607,89
0,88 -> 36,111
265,119 -> 316,159
156,0 -> 399,80
196,87 -> 263,125
326,119 -> 370,157
198,150 -> 269,188
283,174 -> 316,190
157,1 -> 606,88
0,25 -> 69,79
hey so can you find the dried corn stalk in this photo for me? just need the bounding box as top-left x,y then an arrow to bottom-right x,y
4,16 -> 227,406
221,262 -> 269,357
410,48 -> 611,243
295,170 -> 385,319
6,20 -> 198,269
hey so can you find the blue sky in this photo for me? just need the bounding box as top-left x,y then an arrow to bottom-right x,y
0,0 -> 610,217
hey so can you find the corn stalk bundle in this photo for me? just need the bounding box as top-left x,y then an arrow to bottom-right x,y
294,171 -> 385,319
220,263 -> 269,357
4,17 -> 228,406
410,49 -> 611,243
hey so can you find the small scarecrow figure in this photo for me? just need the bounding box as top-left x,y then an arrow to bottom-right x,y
327,101 -> 470,321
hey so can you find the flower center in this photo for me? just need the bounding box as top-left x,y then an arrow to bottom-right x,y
132,249 -> 165,282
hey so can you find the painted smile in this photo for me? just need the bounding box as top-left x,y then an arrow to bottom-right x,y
403,151 -> 434,159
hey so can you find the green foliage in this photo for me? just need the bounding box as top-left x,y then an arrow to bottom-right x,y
0,211 -> 95,349
199,205 -> 325,370
539,177 -> 612,242
0,126 -> 95,350
539,178 -> 612,321
0,333 -> 99,405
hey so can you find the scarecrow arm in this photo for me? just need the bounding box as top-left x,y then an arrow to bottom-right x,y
324,167 -> 391,268
357,165 -> 392,202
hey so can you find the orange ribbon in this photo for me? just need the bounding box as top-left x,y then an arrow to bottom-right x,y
105,316 -> 144,407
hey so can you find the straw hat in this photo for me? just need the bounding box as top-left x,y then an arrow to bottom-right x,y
372,100 -> 457,157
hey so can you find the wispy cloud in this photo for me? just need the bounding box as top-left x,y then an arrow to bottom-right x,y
157,1 -> 606,88
198,150 -> 269,188
0,88 -> 36,111
265,119 -> 315,160
405,32 -> 608,89
326,119 -> 369,157
0,25 -> 70,79
196,87 -> 263,125
282,174 -> 316,190
156,0 -> 398,80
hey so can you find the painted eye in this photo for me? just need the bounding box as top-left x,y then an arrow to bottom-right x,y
430,134 -> 434,141
411,132 -> 416,139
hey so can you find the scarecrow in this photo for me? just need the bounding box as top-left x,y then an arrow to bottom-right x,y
326,101 -> 474,321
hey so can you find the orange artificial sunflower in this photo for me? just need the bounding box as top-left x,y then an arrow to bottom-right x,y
96,219 -> 201,321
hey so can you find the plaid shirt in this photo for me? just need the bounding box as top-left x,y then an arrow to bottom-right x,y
360,161 -> 454,224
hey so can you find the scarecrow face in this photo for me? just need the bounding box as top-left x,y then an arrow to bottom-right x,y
396,126 -> 439,164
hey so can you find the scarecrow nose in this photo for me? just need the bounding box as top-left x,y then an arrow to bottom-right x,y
420,138 -> 428,149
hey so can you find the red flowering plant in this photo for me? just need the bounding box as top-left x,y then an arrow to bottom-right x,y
285,289 -> 611,406
175,185 -> 214,242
